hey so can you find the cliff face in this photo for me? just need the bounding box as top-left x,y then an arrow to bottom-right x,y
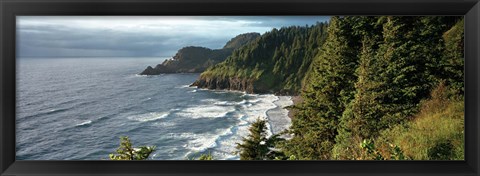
140,33 -> 260,75
191,23 -> 329,95
191,77 -> 265,94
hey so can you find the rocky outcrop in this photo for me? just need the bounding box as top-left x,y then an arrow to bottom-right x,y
140,65 -> 175,75
140,33 -> 260,75
191,77 -> 271,94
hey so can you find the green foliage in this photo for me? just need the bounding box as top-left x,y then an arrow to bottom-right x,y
196,22 -> 329,95
109,136 -> 156,160
236,118 -> 270,160
360,139 -> 385,160
285,16 -> 464,160
197,153 -> 214,160
354,16 -> 446,135
377,83 -> 464,160
195,16 -> 464,161
428,140 -> 454,160
223,32 -> 261,49
188,153 -> 214,160
274,154 -> 298,160
285,16 -> 363,160
358,139 -> 409,160
236,118 -> 286,160
440,18 -> 464,94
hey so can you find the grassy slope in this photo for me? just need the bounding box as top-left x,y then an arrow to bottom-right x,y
375,83 -> 464,160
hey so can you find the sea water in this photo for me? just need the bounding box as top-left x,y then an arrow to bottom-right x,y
16,57 -> 292,160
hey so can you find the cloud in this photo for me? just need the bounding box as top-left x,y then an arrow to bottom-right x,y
16,16 -> 329,57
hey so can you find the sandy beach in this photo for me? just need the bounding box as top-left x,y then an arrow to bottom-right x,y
266,96 -> 294,135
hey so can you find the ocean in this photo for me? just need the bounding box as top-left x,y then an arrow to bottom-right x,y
15,57 -> 292,160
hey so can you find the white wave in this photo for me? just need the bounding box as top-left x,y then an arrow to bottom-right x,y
162,94 -> 290,160
180,94 -> 284,159
216,124 -> 256,159
208,94 -> 282,159
176,84 -> 197,89
186,134 -> 218,152
213,101 -> 232,105
246,99 -> 261,104
190,89 -> 197,93
136,74 -> 147,77
200,98 -> 218,103
175,127 -> 238,159
153,121 -> 176,127
211,89 -> 246,94
127,112 -> 170,122
237,99 -> 248,105
176,105 -> 235,119
275,96 -> 293,108
75,120 -> 92,127
240,94 -> 278,121
266,96 -> 294,137
237,115 -> 249,126
167,132 -> 218,154
214,99 -> 247,106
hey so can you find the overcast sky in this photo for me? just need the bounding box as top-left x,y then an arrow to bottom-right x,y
17,16 -> 329,58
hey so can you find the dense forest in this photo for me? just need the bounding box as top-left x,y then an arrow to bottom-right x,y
119,16 -> 464,160
192,22 -> 328,95
282,16 -> 464,160
212,16 -> 463,160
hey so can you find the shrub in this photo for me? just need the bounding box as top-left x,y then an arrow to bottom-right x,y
109,136 -> 156,160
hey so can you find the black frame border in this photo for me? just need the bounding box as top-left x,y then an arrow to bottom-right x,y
1,0 -> 479,176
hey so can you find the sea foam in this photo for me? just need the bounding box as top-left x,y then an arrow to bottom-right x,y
175,105 -> 235,119
75,120 -> 92,127
183,93 -> 290,160
127,112 -> 170,122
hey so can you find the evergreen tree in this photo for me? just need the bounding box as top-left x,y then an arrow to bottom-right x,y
187,153 -> 215,160
440,18 -> 464,94
197,154 -> 214,160
284,16 -> 463,160
193,16 -> 464,160
333,16 -> 460,159
109,136 -> 156,160
333,16 -> 385,159
285,17 -> 360,160
236,118 -> 271,160
194,22 -> 329,95
354,16 -> 446,134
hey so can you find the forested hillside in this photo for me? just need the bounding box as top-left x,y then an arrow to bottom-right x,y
281,16 -> 464,160
192,22 -> 329,95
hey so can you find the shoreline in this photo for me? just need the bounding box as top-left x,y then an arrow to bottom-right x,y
287,96 -> 302,119
266,96 -> 294,136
